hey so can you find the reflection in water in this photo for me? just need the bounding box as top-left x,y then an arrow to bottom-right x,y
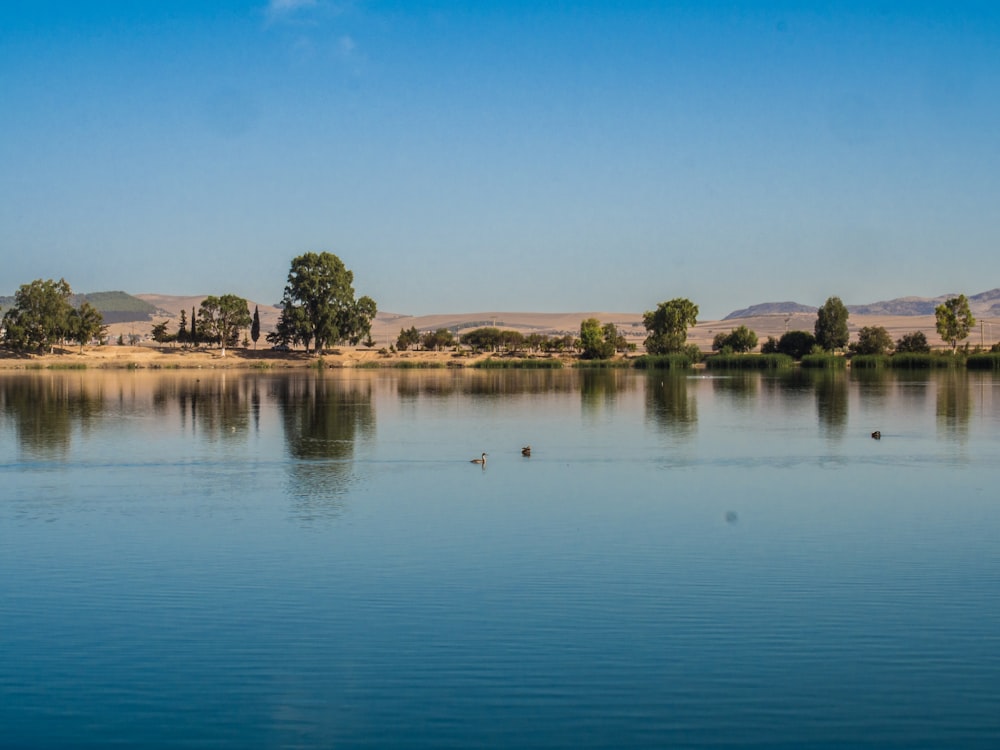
395,370 -> 575,400
275,375 -> 375,520
0,375 -> 102,458
580,370 -> 634,414
644,374 -> 696,436
710,372 -> 759,404
809,370 -> 849,437
154,375 -> 253,440
936,370 -> 971,440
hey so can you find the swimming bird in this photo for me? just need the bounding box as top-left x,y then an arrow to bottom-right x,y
471,452 -> 487,464
521,446 -> 531,457
871,430 -> 881,440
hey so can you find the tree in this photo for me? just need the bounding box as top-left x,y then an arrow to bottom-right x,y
279,252 -> 375,353
580,318 -> 615,359
177,309 -> 188,344
199,294 -> 252,356
422,328 -> 456,351
935,294 -> 975,351
1,278 -> 74,353
347,296 -> 378,346
775,330 -> 816,360
150,321 -> 171,344
814,296 -> 850,351
711,325 -> 758,353
250,305 -> 261,350
849,325 -> 893,355
895,331 -> 930,354
396,326 -> 422,351
460,327 -> 503,353
643,298 -> 699,354
69,301 -> 106,351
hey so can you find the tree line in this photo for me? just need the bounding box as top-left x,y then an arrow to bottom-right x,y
1,252 -> 378,355
2,260 -> 984,359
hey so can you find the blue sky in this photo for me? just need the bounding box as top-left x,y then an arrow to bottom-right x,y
2,1 -> 998,319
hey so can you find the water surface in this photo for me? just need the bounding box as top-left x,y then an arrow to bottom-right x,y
2,369 -> 999,748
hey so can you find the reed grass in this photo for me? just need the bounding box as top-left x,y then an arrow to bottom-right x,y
631,354 -> 691,370
966,353 -> 1000,370
705,353 -> 793,370
800,353 -> 847,369
391,360 -> 447,369
573,359 -> 631,369
472,358 -> 562,369
889,353 -> 958,369
849,355 -> 890,369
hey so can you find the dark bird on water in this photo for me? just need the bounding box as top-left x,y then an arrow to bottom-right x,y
871,431 -> 881,440
521,446 -> 531,457
471,452 -> 487,464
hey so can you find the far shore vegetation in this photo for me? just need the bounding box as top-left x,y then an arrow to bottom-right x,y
3,257 -> 999,371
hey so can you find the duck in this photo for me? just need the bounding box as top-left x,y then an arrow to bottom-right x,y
871,430 -> 881,440
471,452 -> 487,464
521,446 -> 531,457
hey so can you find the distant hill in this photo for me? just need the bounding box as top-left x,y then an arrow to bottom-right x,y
72,291 -> 161,324
724,288 -> 1000,320
723,302 -> 817,320
0,290 -> 160,324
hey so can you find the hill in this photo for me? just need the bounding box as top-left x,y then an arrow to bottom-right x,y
724,288 -> 1000,320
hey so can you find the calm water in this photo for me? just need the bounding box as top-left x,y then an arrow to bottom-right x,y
2,368 -> 999,749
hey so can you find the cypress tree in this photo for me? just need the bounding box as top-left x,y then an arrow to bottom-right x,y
251,305 -> 261,350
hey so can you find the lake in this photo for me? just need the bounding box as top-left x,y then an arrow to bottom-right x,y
2,367 -> 999,749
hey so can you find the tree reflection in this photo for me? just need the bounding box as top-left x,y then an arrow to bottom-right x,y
936,370 -> 971,440
710,372 -> 758,404
644,374 -> 696,436
0,375 -> 102,458
153,375 -> 252,440
580,369 -> 632,414
275,374 -> 375,519
809,370 -> 849,438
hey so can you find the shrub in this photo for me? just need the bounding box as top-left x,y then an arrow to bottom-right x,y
775,330 -> 816,360
895,331 -> 930,354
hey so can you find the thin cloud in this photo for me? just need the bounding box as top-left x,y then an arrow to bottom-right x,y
266,0 -> 319,23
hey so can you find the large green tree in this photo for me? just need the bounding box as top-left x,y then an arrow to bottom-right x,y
69,301 -> 107,351
712,325 -> 758,353
200,294 -> 252,356
814,296 -> 850,351
2,278 -> 75,353
643,298 -> 699,354
279,252 -> 376,353
579,318 -> 616,359
849,325 -> 893,355
935,294 -> 975,351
